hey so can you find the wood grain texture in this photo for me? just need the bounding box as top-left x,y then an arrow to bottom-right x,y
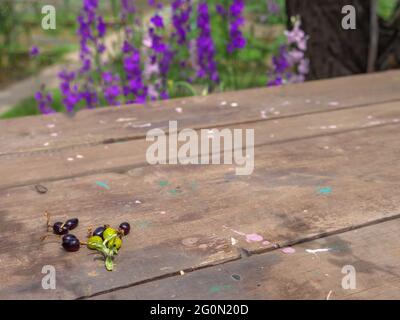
1,123 -> 400,299
94,218 -> 400,300
0,100 -> 399,190
1,70 -> 400,156
2,70 -> 400,300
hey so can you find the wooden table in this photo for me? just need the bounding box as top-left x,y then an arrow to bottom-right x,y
1,70 -> 400,300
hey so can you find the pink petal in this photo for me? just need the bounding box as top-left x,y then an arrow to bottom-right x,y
281,247 -> 296,254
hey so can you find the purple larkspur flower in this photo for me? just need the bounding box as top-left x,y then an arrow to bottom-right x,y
172,0 -> 192,45
122,43 -> 147,103
298,59 -> 310,75
58,70 -> 82,112
77,0 -> 106,76
142,32 -> 160,100
30,46 -> 40,57
81,89 -> 98,108
273,46 -> 290,73
151,15 -> 164,28
228,0 -> 246,53
267,0 -> 280,15
170,0 -> 194,83
104,79 -> 121,106
216,4 -> 226,16
284,20 -> 306,46
121,0 -> 136,19
102,72 -> 114,83
144,11 -> 174,100
196,2 -> 219,83
148,0 -> 163,9
122,40 -> 134,53
35,88 -> 55,114
101,72 -> 122,106
97,16 -> 106,37
148,28 -> 167,53
268,20 -> 309,86
63,87 -> 81,112
267,76 -> 283,87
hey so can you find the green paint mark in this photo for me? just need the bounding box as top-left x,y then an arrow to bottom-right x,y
209,284 -> 232,294
168,188 -> 182,195
159,180 -> 169,187
96,181 -> 110,190
318,187 -> 332,194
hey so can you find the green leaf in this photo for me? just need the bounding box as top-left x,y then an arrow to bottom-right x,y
174,81 -> 197,96
105,256 -> 114,271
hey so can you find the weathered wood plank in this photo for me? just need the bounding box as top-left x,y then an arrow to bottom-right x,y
93,219 -> 400,300
1,123 -> 400,299
1,100 -> 399,189
1,70 -> 400,155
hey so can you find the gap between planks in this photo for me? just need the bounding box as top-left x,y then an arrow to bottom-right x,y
77,212 -> 400,300
2,119 -> 399,191
0,108 -> 399,190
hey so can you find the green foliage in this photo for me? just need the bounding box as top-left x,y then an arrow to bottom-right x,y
378,0 -> 398,20
0,89 -> 65,119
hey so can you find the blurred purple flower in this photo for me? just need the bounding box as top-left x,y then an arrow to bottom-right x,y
30,46 -> 40,57
144,8 -> 174,100
298,59 -> 310,75
122,42 -> 147,103
151,15 -> 164,28
172,0 -> 192,45
268,20 -> 309,86
121,0 -> 136,19
148,0 -> 163,9
58,70 -> 81,112
102,72 -> 114,83
35,89 -> 55,114
267,0 -> 280,15
273,46 -> 290,73
216,4 -> 226,16
81,89 -> 98,109
101,71 -> 121,106
97,16 -> 106,37
228,0 -> 246,53
105,85 -> 121,102
149,28 -> 167,53
267,76 -> 283,87
196,2 -> 219,84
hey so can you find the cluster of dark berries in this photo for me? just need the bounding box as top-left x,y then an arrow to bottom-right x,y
43,213 -> 81,252
43,211 -> 130,271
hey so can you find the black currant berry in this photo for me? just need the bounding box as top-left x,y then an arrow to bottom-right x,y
65,218 -> 79,230
53,222 -> 68,235
119,222 -> 130,236
62,237 -> 80,252
93,226 -> 105,238
62,234 -> 77,243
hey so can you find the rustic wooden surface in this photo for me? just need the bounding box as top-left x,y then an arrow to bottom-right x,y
94,219 -> 400,300
0,71 -> 400,300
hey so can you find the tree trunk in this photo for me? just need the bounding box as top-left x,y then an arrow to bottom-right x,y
286,0 -> 371,80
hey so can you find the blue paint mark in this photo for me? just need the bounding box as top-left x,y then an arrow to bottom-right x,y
96,181 -> 110,190
318,187 -> 332,194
